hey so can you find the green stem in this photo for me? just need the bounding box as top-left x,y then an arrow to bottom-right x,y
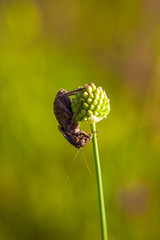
91,123 -> 108,240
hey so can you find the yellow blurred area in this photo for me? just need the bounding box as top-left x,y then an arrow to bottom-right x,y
0,0 -> 160,239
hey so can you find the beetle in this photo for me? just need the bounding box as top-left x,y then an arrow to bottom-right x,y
53,86 -> 92,148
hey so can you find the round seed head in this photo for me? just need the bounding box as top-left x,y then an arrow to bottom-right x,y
71,83 -> 110,123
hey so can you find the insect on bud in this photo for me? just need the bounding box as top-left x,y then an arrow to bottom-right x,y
71,83 -> 110,123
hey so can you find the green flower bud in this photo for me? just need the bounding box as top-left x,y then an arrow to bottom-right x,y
71,83 -> 110,123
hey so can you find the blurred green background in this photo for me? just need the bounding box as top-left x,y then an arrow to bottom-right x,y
0,1 -> 160,239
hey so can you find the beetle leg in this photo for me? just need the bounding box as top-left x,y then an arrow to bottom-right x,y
57,84 -> 90,98
71,99 -> 84,123
78,129 -> 93,139
66,87 -> 86,96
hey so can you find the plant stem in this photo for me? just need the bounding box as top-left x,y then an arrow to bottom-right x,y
91,123 -> 108,240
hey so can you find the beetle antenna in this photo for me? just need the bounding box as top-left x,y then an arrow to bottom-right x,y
80,148 -> 92,175
66,148 -> 81,181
